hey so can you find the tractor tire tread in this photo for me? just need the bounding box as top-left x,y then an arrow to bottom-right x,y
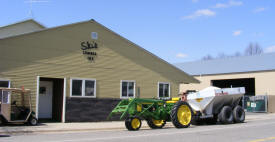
125,117 -> 142,131
171,101 -> 193,128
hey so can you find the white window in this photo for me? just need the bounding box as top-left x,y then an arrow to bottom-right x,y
70,78 -> 96,98
0,79 -> 11,105
91,32 -> 98,39
120,80 -> 135,98
0,79 -> 10,88
158,82 -> 170,98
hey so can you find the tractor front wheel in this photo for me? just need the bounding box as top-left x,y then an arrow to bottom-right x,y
125,117 -> 142,131
147,119 -> 166,129
171,101 -> 193,128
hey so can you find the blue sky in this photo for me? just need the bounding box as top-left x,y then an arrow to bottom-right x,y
1,0 -> 275,63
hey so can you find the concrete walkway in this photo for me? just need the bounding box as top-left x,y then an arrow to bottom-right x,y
0,113 -> 274,135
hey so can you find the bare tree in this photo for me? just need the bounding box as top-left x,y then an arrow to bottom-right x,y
244,43 -> 263,56
217,53 -> 227,59
202,54 -> 214,60
200,43 -> 263,60
233,51 -> 242,57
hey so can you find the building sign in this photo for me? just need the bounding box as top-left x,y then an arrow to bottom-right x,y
81,41 -> 98,61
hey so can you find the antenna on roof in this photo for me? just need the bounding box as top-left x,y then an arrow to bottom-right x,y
25,0 -> 49,18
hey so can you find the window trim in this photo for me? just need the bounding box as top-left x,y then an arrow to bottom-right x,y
70,78 -> 96,98
120,80 -> 136,99
0,79 -> 11,88
157,82 -> 171,99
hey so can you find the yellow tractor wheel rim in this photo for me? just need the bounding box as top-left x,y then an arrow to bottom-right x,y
177,105 -> 192,125
131,118 -> 141,129
152,119 -> 164,127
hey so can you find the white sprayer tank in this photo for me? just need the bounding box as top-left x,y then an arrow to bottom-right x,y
187,86 -> 245,116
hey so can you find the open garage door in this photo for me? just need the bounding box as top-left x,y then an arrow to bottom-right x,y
211,78 -> 255,96
211,78 -> 255,108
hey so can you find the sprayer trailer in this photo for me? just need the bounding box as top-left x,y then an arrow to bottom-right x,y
188,86 -> 245,125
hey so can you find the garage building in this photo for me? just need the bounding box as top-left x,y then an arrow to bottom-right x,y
175,53 -> 275,113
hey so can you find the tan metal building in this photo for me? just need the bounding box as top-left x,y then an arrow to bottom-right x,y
175,54 -> 275,113
0,19 -> 198,122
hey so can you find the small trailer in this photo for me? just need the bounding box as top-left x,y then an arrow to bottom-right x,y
108,86 -> 245,131
188,86 -> 245,124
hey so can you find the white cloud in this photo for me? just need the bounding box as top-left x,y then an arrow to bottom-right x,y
213,0 -> 243,9
182,9 -> 216,20
233,30 -> 242,36
254,7 -> 267,13
252,32 -> 264,37
264,45 -> 275,53
214,3 -> 227,8
229,0 -> 243,6
192,0 -> 199,3
176,53 -> 188,58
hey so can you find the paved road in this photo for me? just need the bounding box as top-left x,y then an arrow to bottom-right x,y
1,116 -> 275,142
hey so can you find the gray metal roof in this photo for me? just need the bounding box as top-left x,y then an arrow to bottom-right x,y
174,52 -> 275,76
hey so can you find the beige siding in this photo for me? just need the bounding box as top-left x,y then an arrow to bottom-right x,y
0,21 -> 182,113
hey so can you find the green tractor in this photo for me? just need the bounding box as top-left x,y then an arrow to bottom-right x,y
108,98 -> 193,131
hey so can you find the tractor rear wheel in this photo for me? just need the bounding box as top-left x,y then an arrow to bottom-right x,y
125,116 -> 142,131
233,105 -> 245,123
147,119 -> 166,129
218,106 -> 233,124
171,101 -> 193,128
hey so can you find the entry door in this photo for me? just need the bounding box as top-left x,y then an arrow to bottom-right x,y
38,81 -> 53,119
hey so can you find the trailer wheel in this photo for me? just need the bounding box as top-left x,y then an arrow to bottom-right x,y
171,101 -> 193,128
125,117 -> 142,131
233,105 -> 245,123
218,106 -> 233,124
28,116 -> 38,126
147,119 -> 166,129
